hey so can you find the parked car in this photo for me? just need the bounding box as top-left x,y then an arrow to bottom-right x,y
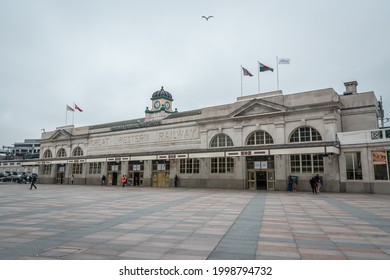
0,171 -> 24,183
10,172 -> 20,182
0,172 -> 7,182
0,174 -> 12,182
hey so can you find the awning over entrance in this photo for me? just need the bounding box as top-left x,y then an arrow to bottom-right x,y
30,142 -> 340,164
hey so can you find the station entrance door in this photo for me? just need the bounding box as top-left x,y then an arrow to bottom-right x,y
246,156 -> 275,190
151,160 -> 170,187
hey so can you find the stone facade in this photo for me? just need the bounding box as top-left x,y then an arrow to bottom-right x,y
4,81 -> 388,193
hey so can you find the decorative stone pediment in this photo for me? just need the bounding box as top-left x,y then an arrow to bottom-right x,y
230,99 -> 287,118
49,129 -> 72,141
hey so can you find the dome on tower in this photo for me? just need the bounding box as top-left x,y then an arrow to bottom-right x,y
152,86 -> 173,100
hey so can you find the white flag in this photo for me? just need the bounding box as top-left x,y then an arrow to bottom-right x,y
278,58 -> 290,64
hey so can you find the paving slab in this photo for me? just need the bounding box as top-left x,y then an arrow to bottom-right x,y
0,183 -> 389,260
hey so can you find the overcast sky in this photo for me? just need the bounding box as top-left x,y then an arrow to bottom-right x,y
0,0 -> 389,147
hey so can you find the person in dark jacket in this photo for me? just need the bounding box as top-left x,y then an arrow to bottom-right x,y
30,175 -> 37,190
310,177 -> 316,194
287,175 -> 294,192
174,175 -> 179,187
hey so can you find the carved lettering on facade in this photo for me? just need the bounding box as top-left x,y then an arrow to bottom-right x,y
158,128 -> 198,141
117,134 -> 148,144
89,127 -> 198,150
89,138 -> 110,148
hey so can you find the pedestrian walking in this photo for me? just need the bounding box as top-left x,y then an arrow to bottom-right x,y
174,175 -> 179,187
101,175 -> 106,185
287,175 -> 293,192
71,174 -> 74,185
310,176 -> 317,194
315,174 -> 321,193
30,174 -> 37,190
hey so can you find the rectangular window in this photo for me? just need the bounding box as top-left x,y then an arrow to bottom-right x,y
72,163 -> 83,175
312,154 -> 324,173
301,154 -> 312,173
211,158 -> 218,173
372,151 -> 389,180
290,155 -> 300,173
179,159 -> 199,174
226,158 -> 234,173
218,158 -> 226,173
290,154 -> 324,174
374,165 -> 388,180
42,164 -> 51,175
211,158 -> 234,173
88,162 -> 102,174
345,152 -> 362,180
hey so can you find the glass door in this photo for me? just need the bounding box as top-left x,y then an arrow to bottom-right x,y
247,170 -> 255,189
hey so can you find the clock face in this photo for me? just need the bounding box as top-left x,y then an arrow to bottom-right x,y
154,101 -> 160,109
165,101 -> 170,109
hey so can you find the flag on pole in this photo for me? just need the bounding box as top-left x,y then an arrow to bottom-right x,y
276,56 -> 290,90
66,105 -> 75,111
242,66 -> 253,77
258,62 -> 274,72
278,58 -> 291,64
74,103 -> 83,112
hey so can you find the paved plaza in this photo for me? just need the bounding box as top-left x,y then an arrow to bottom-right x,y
0,183 -> 389,260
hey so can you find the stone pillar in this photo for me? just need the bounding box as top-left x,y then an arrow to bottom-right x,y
274,155 -> 287,191
121,161 -> 129,176
143,160 -> 152,187
274,121 -> 287,190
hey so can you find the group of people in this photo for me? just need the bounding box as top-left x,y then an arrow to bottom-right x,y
288,173 -> 322,194
287,175 -> 297,192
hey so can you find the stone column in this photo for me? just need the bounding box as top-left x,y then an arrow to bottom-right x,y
143,160 -> 152,187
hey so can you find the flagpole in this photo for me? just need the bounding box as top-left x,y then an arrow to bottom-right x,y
257,62 -> 260,93
240,65 -> 243,96
257,64 -> 260,93
276,56 -> 280,90
72,102 -> 75,126
65,105 -> 68,125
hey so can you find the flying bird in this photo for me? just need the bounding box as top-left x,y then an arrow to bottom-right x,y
202,16 -> 213,21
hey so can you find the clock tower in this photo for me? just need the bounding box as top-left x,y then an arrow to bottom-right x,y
145,86 -> 176,121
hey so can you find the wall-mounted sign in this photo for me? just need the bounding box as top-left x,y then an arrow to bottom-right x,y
372,151 -> 387,165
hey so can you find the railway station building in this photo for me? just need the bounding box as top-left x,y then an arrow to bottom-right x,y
7,81 -> 390,194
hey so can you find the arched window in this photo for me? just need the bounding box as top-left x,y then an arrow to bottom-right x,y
42,149 -> 53,175
289,126 -> 324,173
73,147 -> 83,157
290,126 -> 322,143
57,148 -> 67,158
43,150 -> 52,158
210,133 -> 233,147
247,130 -> 274,145
209,134 -> 234,173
